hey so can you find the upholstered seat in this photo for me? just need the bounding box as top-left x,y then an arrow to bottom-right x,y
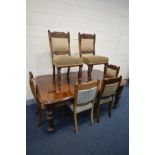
82,55 -> 109,65
100,97 -> 113,105
68,102 -> 93,113
53,55 -> 83,67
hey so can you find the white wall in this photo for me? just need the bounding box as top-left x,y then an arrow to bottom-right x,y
26,0 -> 129,99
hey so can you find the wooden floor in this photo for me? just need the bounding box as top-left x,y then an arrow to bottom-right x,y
35,69 -> 103,105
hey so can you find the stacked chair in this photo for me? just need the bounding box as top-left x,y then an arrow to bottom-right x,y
78,33 -> 109,81
48,30 -> 83,92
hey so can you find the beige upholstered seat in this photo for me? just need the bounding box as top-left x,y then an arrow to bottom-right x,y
69,102 -> 93,113
82,55 -> 109,65
96,76 -> 122,122
67,80 -> 99,134
78,33 -> 109,81
53,55 -> 83,67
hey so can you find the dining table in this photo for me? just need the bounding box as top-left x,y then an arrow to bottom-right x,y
35,69 -> 123,132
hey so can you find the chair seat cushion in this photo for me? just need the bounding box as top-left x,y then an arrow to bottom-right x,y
53,55 -> 83,67
82,55 -> 109,65
99,97 -> 112,105
68,102 -> 93,113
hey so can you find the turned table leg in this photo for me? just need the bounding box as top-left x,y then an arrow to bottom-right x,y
46,106 -> 54,132
88,65 -> 93,81
114,86 -> 124,108
78,65 -> 82,84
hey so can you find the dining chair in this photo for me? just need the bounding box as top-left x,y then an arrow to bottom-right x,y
104,64 -> 120,78
78,33 -> 109,81
96,76 -> 122,122
29,72 -> 44,127
103,64 -> 127,108
48,30 -> 83,92
67,80 -> 100,134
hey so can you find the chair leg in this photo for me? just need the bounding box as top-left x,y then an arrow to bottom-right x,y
88,65 -> 93,81
53,65 -> 55,80
67,67 -> 70,79
57,67 -> 61,92
73,112 -> 78,134
96,102 -> 100,122
90,108 -> 94,127
37,104 -> 42,127
108,101 -> 112,118
114,86 -> 124,108
78,65 -> 82,84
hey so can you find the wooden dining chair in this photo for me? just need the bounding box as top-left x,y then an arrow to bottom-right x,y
67,80 -> 100,134
78,33 -> 109,81
104,64 -> 120,78
29,72 -> 44,127
48,30 -> 83,92
96,76 -> 122,122
103,64 -> 127,108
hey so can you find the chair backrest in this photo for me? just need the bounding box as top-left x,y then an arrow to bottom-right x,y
29,72 -> 39,103
100,76 -> 122,98
74,80 -> 99,106
104,64 -> 120,78
78,33 -> 96,57
48,30 -> 71,57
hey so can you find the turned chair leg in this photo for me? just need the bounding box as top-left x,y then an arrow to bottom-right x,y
90,108 -> 94,127
88,65 -> 93,81
73,112 -> 78,134
108,101 -> 112,118
67,67 -> 70,79
78,65 -> 82,84
57,67 -> 61,92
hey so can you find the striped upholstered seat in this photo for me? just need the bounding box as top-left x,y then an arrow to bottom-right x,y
68,80 -> 99,134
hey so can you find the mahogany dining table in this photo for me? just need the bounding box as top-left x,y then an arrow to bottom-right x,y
35,69 -> 123,132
